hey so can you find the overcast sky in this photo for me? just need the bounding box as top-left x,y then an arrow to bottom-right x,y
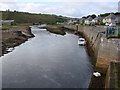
0,0 -> 119,18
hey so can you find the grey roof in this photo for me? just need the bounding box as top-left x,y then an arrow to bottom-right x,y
105,13 -> 116,19
86,17 -> 93,21
94,16 -> 103,20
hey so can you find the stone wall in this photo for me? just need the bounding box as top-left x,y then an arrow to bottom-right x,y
64,25 -> 119,73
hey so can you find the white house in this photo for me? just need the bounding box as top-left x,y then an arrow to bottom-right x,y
103,13 -> 116,23
67,19 -> 78,24
84,17 -> 93,25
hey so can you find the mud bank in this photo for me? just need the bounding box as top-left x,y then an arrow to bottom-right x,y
42,25 -> 66,35
1,26 -> 34,56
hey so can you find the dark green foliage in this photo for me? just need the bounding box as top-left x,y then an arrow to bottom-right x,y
100,13 -> 110,17
2,11 -> 67,24
86,14 -> 96,19
100,12 -> 120,17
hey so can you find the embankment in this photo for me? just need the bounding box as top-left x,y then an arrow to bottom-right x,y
1,26 -> 34,56
42,25 -> 66,35
63,25 -> 120,88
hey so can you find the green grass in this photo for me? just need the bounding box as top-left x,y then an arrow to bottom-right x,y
2,25 -> 12,30
2,23 -> 32,30
2,11 -> 67,24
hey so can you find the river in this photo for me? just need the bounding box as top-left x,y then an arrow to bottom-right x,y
1,27 -> 93,88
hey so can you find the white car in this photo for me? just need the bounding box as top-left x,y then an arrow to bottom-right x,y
78,38 -> 86,46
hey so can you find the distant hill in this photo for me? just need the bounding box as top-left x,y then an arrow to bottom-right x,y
1,10 -> 68,24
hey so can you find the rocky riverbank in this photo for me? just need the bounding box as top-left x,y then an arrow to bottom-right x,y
1,26 -> 34,56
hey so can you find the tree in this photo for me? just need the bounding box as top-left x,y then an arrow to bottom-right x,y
91,14 -> 96,19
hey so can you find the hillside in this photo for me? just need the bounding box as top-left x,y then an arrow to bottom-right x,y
1,11 -> 68,24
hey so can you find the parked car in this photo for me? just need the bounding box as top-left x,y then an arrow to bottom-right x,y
78,38 -> 86,46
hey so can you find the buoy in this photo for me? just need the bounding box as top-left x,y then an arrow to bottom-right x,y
93,72 -> 101,77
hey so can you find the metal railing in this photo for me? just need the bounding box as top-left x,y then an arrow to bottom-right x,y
106,26 -> 120,38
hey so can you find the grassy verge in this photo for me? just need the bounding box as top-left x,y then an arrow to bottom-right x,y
2,25 -> 13,30
2,23 -> 32,30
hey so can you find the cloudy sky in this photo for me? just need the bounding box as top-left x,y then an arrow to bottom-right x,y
0,0 -> 119,18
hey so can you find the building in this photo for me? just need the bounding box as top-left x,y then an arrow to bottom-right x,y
84,17 -> 93,25
103,13 -> 116,23
0,20 -> 14,25
79,18 -> 85,25
67,19 -> 78,24
92,16 -> 103,24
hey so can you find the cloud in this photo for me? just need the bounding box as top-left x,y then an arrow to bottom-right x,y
0,0 -> 16,2
1,0 -> 119,3
0,2 -> 18,11
0,2 -> 118,18
16,0 -> 119,2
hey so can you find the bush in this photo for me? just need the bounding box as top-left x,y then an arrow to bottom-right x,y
100,22 -> 105,25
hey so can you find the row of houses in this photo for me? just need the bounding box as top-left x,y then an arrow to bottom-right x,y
67,13 -> 120,25
83,13 -> 120,25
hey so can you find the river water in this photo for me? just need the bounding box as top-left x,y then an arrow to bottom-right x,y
1,27 -> 93,88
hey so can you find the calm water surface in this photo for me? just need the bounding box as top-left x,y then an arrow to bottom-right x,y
2,27 -> 93,88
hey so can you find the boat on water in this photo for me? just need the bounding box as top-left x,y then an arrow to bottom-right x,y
78,38 -> 86,46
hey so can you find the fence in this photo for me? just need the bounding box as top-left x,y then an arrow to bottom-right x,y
106,26 -> 120,38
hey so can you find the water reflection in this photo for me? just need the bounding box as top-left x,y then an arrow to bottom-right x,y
2,28 -> 93,88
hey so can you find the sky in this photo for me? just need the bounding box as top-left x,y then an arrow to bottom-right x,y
0,0 -> 119,18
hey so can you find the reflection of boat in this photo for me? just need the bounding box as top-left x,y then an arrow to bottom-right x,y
78,38 -> 86,46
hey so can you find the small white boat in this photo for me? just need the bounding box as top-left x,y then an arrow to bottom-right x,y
93,72 -> 101,77
78,38 -> 86,46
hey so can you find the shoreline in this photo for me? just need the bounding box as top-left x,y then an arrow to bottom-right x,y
42,25 -> 66,35
1,26 -> 34,56
1,25 -> 106,88
63,26 -> 106,88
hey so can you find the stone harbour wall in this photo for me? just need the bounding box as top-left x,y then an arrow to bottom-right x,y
64,25 -> 119,73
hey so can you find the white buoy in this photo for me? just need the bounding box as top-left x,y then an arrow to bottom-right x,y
6,48 -> 14,52
93,72 -> 101,77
